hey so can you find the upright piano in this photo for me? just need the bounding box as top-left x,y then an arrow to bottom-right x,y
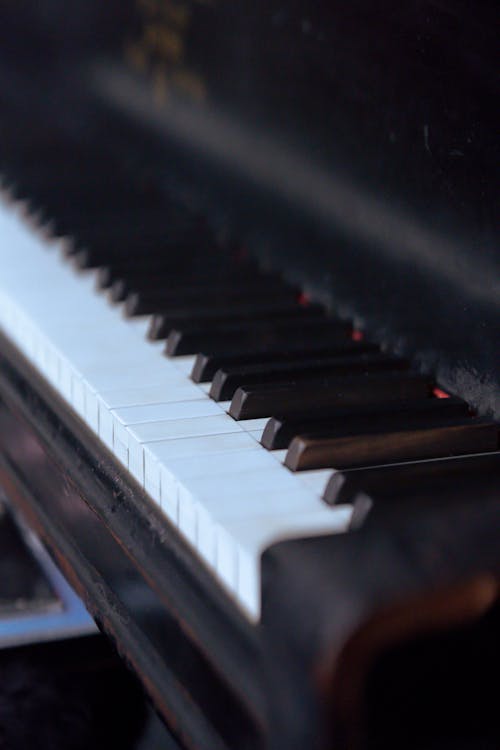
0,2 -> 498,748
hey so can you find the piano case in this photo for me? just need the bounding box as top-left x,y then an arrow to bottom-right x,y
0,2 -> 498,748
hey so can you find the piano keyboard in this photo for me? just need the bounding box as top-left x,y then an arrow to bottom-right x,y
0,137 -> 498,621
0,194 -> 354,619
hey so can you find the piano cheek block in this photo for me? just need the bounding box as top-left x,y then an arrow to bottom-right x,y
260,498 -> 500,750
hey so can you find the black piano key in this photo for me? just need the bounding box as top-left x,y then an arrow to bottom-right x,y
112,269 -> 287,303
333,451 -> 500,530
209,353 -> 408,401
96,253 -> 232,288
96,258 -> 225,291
3,164 -> 112,196
64,228 -> 194,263
125,274 -> 298,315
105,262 -> 264,298
96,258 -> 164,283
94,233 -> 235,266
230,372 -> 432,420
148,302 -> 325,341
166,315 -> 349,356
10,173 -> 126,203
285,417 -> 498,471
167,312 -> 330,354
325,450 -> 500,507
65,215 -> 202,261
1,139 -> 111,169
167,316 -> 352,356
35,186 -> 161,217
71,234 -> 213,268
191,340 -> 379,382
110,276 -> 155,302
126,283 -> 298,317
49,206 -> 161,237
261,396 -> 470,449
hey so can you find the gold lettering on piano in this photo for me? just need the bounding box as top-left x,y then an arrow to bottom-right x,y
126,0 -> 208,103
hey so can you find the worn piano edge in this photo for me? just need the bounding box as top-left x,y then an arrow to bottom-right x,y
0,329 -> 267,750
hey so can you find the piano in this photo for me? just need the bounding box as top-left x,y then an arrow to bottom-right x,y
0,2 -> 498,748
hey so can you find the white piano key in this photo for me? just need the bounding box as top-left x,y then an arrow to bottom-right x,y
159,463 -> 178,522
272,449 -> 288,463
178,496 -> 197,540
128,417 -> 245,484
238,417 -> 269,434
170,448 -> 280,485
62,344 -> 165,376
196,486 -> 326,566
175,462 -> 301,549
88,365 -> 181,394
246,429 -> 265,442
56,356 -> 73,404
171,355 -> 196,375
151,441 -> 265,505
114,437 -> 129,467
215,526 -> 237,587
128,413 -> 242,444
111,400 -> 226,457
111,387 -> 211,444
71,375 -> 87,418
98,406 -> 116,450
296,469 -> 335,496
178,466 -> 302,508
149,431 -> 258,465
99,381 -> 193,408
163,429 -> 256,458
144,454 -> 161,504
122,316 -> 151,339
219,507 -> 352,619
203,485 -> 323,522
85,390 -> 101,432
40,339 -> 60,385
113,398 -> 222,428
88,376 -> 197,433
